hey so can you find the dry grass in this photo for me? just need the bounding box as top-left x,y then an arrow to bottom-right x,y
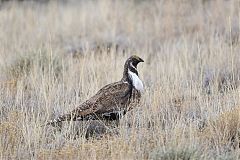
200,107 -> 240,150
1,0 -> 240,159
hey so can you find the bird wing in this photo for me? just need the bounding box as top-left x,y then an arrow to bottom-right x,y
72,81 -> 131,116
47,81 -> 130,125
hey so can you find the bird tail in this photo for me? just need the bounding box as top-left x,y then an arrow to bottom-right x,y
45,112 -> 76,127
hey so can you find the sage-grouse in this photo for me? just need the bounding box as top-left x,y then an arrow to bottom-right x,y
46,55 -> 144,126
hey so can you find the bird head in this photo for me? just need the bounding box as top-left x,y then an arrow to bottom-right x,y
128,55 -> 144,68
127,55 -> 144,70
122,55 -> 144,82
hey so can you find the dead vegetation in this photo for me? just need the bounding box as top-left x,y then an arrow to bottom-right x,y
1,0 -> 240,159
200,107 -> 240,149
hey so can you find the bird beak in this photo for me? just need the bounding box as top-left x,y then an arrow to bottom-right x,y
138,57 -> 144,62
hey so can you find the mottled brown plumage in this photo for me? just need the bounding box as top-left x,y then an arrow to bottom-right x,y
46,55 -> 144,126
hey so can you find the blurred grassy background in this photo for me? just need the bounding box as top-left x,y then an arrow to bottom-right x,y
1,0 -> 240,159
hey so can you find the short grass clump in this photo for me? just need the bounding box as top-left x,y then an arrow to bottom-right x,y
201,107 -> 240,149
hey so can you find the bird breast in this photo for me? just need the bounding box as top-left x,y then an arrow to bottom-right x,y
128,70 -> 144,92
